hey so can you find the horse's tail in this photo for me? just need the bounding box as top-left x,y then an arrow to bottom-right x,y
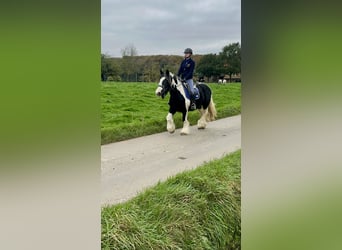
206,96 -> 217,122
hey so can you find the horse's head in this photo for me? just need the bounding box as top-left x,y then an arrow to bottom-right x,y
155,69 -> 178,99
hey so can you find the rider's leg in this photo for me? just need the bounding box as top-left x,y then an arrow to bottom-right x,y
186,79 -> 195,98
186,79 -> 196,109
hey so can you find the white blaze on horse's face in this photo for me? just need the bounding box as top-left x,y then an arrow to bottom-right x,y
155,76 -> 165,96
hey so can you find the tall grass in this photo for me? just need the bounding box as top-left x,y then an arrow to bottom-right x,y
101,82 -> 241,144
102,150 -> 241,249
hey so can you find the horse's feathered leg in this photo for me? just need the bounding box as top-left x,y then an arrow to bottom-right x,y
166,112 -> 176,133
197,108 -> 208,129
207,96 -> 217,121
180,111 -> 190,135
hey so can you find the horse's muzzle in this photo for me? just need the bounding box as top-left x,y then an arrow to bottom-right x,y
155,86 -> 163,97
156,91 -> 164,98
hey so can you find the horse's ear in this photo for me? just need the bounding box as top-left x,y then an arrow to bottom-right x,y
160,69 -> 164,76
173,75 -> 178,84
166,69 -> 169,76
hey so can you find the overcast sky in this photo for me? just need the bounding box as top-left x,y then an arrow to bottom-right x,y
101,0 -> 240,57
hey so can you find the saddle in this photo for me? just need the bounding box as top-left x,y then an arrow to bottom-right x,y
181,81 -> 199,111
181,81 -> 200,100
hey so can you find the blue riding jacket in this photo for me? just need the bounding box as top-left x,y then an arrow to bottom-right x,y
177,57 -> 195,80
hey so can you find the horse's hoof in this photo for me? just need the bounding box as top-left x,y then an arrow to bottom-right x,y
180,129 -> 189,135
197,122 -> 207,129
167,127 -> 175,133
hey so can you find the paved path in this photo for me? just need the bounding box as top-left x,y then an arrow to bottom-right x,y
101,115 -> 241,205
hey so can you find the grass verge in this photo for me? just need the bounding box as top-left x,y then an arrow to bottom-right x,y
101,82 -> 241,144
102,150 -> 241,250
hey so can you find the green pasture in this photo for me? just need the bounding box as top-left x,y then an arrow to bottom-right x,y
102,150 -> 241,249
101,82 -> 241,144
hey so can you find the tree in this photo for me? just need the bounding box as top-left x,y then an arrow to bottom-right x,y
101,54 -> 121,81
121,44 -> 138,81
121,44 -> 138,57
196,54 -> 220,82
219,42 -> 241,82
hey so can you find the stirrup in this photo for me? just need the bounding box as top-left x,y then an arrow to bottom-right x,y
190,102 -> 196,110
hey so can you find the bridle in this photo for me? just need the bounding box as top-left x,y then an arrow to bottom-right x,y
158,73 -> 181,100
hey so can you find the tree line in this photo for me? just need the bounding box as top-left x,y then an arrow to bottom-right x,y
101,42 -> 241,83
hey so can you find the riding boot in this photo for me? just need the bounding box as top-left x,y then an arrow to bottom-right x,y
190,101 -> 196,110
190,95 -> 196,110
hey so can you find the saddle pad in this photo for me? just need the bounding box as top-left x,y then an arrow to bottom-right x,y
181,83 -> 200,100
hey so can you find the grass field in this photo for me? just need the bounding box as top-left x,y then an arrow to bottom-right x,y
102,150 -> 241,249
101,82 -> 241,144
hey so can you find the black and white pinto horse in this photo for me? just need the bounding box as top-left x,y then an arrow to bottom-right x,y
155,70 -> 217,135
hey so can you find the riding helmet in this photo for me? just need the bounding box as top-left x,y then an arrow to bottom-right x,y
183,48 -> 193,54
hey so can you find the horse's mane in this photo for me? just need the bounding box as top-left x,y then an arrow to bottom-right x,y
166,72 -> 180,88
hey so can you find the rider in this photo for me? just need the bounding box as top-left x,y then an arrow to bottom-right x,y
178,48 -> 196,110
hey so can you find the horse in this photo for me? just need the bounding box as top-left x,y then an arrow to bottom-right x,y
218,79 -> 223,84
223,79 -> 227,84
155,70 -> 217,135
